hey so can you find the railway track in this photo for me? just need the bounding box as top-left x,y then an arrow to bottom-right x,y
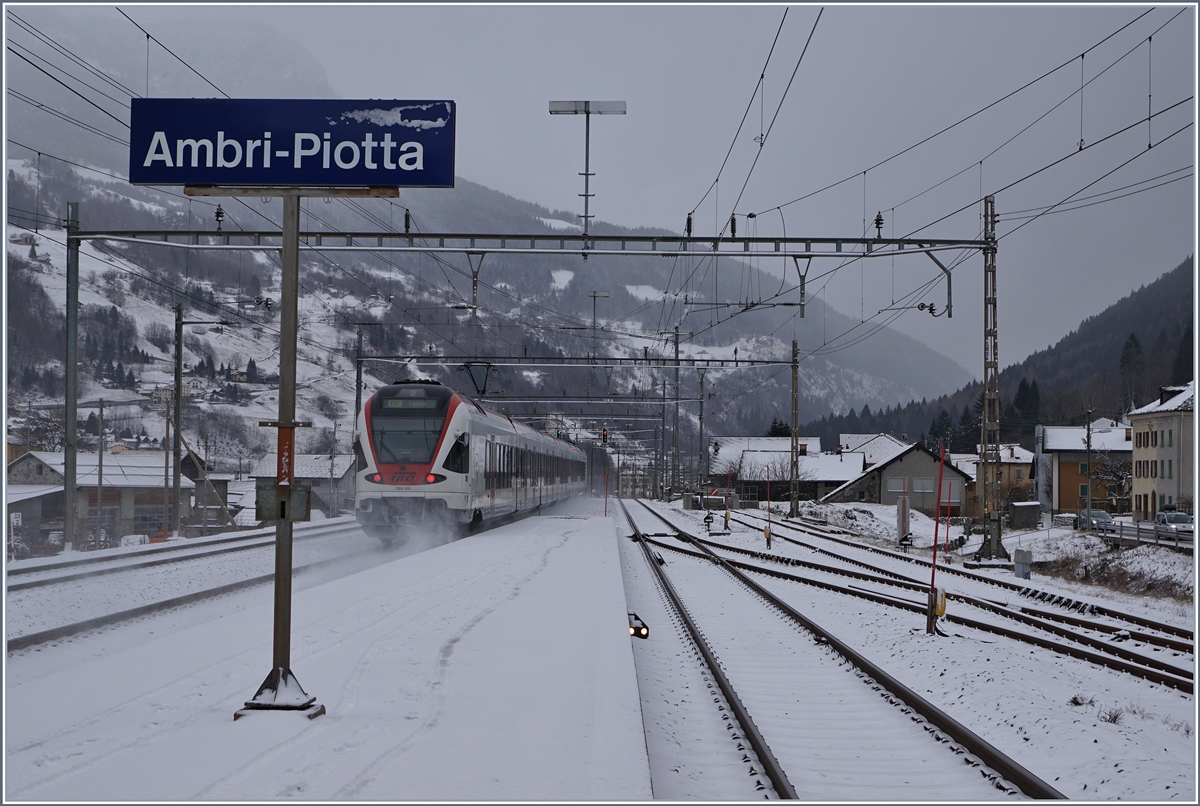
753,511 -> 1193,640
5,519 -> 356,592
734,510 -> 1195,655
5,521 -> 383,653
620,499 -> 1065,800
664,507 -> 1192,692
6,502 -> 574,654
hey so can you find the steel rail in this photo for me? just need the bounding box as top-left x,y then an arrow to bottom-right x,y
618,500 -> 798,799
750,511 -> 1194,641
724,515 -> 1193,659
633,500 -> 1064,800
643,534 -> 1192,692
7,502 -> 574,653
5,519 -> 351,577
6,522 -> 355,592
5,545 -> 390,653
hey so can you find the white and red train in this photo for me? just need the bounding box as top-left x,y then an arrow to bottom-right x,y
353,380 -> 586,541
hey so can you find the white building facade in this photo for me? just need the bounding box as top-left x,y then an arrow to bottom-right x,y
1128,382 -> 1194,520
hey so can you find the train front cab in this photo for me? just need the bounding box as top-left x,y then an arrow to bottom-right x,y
354,381 -> 469,535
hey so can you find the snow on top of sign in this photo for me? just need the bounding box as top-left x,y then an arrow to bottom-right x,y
338,103 -> 451,129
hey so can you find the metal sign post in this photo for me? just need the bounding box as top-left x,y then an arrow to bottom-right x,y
129,97 -> 454,721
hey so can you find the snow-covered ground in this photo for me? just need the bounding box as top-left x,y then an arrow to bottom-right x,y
5,498 -> 649,801
4,496 -> 1196,800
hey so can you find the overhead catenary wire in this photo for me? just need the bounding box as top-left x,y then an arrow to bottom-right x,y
6,10 -> 141,98
689,7 -> 790,216
114,7 -> 230,98
757,6 -> 1157,217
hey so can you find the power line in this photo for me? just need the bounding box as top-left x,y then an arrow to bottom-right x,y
999,171 -> 1192,220
114,7 -> 231,98
7,88 -> 129,145
1000,121 -> 1193,241
7,40 -> 132,110
691,7 -> 790,215
758,6 -> 1157,217
6,10 -> 141,98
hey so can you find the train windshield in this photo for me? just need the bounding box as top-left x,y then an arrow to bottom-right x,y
369,383 -> 454,465
371,417 -> 444,464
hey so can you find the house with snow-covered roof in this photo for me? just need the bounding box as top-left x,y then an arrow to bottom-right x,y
820,442 -> 971,516
708,436 -> 862,502
1034,417 -> 1132,515
1128,381 -> 1193,521
838,433 -> 908,466
7,450 -> 195,548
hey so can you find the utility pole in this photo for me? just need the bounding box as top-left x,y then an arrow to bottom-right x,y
329,420 -> 338,518
977,195 -> 1008,561
1086,409 -> 1094,533
698,369 -> 706,492
589,290 -> 608,362
549,101 -> 626,240
354,326 -> 364,424
661,379 -> 668,499
96,398 -> 104,548
173,304 -> 184,538
673,326 -> 681,493
64,202 -> 79,550
162,396 -> 170,537
174,305 -> 231,538
790,340 -> 799,517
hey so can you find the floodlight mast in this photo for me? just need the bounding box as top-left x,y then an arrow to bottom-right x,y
549,101 -> 626,239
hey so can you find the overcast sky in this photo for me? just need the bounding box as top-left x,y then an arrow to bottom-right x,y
10,3 -> 1197,377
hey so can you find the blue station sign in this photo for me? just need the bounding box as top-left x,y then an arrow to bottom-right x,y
129,98 -> 455,187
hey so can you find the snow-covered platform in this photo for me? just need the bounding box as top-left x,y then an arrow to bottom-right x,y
5,497 -> 652,801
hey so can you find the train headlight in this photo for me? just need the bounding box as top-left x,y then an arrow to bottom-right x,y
425,473 -> 447,484
369,473 -> 382,483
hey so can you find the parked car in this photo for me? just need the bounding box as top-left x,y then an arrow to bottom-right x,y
1073,509 -> 1114,532
1153,511 -> 1193,538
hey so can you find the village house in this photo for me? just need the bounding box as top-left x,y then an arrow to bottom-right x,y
1128,381 -> 1194,520
821,442 -> 972,516
7,450 -> 195,548
1034,418 -> 1132,515
707,436 -> 867,503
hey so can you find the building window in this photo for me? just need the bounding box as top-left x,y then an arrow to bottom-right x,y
1079,483 -> 1088,498
1136,432 -> 1142,448
913,477 -> 935,493
1153,431 -> 1158,447
886,478 -> 907,493
1160,493 -> 1166,508
1161,460 -> 1165,478
1079,462 -> 1088,475
1016,468 -> 1023,481
1169,429 -> 1173,447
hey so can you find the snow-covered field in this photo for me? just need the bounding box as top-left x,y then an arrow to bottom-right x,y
3,497 -> 1196,800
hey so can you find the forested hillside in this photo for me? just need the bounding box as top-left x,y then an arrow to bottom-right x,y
800,256 -> 1194,450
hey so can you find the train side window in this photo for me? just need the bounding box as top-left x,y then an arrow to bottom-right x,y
443,433 -> 469,474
